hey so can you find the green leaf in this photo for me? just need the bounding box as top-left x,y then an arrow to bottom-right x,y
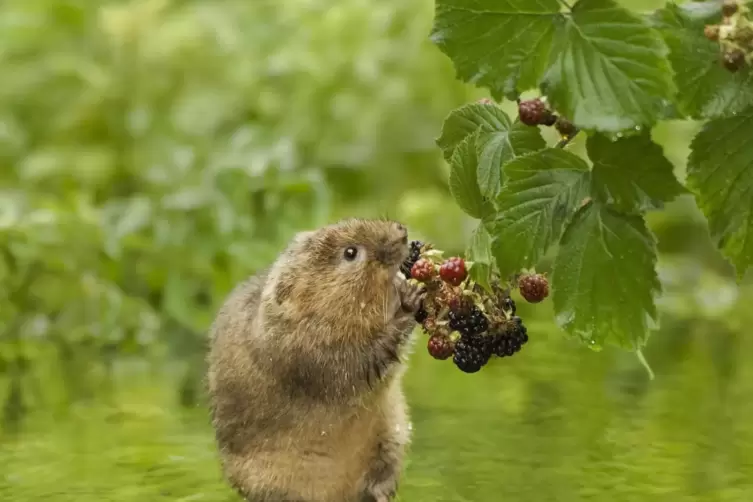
448,131 -> 495,219
687,108 -> 753,280
488,148 -> 590,279
476,120 -> 547,198
552,201 -> 660,350
436,104 -> 545,197
430,0 -> 561,100
587,133 -> 687,213
467,223 -> 493,293
651,2 -> 753,119
436,103 -> 513,162
541,0 -> 676,132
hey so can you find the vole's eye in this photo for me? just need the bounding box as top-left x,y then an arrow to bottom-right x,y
343,246 -> 358,261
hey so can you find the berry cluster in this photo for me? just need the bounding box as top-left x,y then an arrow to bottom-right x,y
401,241 -> 549,374
704,1 -> 753,73
516,98 -> 577,139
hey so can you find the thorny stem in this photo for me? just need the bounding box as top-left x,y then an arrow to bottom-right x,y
555,129 -> 580,148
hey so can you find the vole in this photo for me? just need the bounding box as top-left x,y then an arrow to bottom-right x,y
207,218 -> 425,502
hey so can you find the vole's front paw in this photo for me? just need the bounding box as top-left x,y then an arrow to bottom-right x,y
396,278 -> 425,314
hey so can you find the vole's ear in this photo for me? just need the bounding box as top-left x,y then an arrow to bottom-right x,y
291,230 -> 316,250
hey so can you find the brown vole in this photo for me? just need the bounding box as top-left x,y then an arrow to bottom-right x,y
207,218 -> 425,502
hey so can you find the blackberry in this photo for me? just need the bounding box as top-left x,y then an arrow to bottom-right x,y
439,257 -> 467,286
518,273 -> 549,303
427,334 -> 454,360
448,305 -> 488,336
518,98 -> 550,126
453,333 -> 492,373
501,297 -> 516,316
411,259 -> 435,282
492,317 -> 529,357
400,240 -> 423,278
415,305 -> 428,324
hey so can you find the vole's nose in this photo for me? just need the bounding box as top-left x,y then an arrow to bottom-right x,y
393,222 -> 408,243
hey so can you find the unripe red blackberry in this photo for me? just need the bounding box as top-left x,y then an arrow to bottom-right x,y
722,0 -> 739,17
518,98 -> 554,127
410,259 -> 434,282
439,257 -> 467,286
555,116 -> 577,138
427,334 -> 454,360
722,49 -> 746,72
518,273 -> 549,303
704,24 -> 720,41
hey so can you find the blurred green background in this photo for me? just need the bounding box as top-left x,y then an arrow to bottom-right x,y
1,0 -> 752,500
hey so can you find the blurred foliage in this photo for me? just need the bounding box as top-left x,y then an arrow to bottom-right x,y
0,0 -> 483,418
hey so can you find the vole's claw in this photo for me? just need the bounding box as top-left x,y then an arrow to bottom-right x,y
397,280 -> 425,314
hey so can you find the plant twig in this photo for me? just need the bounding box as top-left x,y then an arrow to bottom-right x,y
558,0 -> 574,10
636,349 -> 655,381
555,129 -> 580,148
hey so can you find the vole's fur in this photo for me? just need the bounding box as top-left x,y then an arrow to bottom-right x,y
207,218 -> 425,502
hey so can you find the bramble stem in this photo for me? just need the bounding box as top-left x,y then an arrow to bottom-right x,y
555,129 -> 580,148
636,349 -> 655,380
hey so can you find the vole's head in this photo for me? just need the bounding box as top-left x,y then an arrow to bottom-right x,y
272,218 -> 410,321
303,217 -> 409,285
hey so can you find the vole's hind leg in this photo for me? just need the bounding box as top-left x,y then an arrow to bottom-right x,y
360,437 -> 402,502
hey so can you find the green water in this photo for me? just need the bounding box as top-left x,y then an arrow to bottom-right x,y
2,317 -> 752,502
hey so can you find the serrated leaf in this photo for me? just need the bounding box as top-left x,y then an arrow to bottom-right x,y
552,201 -> 660,350
587,133 -> 687,213
449,132 -> 495,219
476,121 -> 546,198
488,148 -> 590,279
541,0 -> 676,132
651,2 -> 753,119
467,223 -> 494,292
687,108 -> 753,280
467,222 -> 493,265
437,103 -> 513,161
430,0 -> 561,100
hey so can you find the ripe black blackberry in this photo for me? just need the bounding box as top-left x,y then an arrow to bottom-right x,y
501,297 -> 516,316
415,305 -> 428,324
510,316 -> 529,344
453,333 -> 492,373
492,316 -> 529,357
448,305 -> 488,336
400,240 -> 423,278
